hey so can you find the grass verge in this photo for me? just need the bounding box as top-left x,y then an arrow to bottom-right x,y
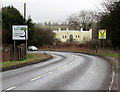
95,52 -> 120,61
40,48 -> 120,61
0,53 -> 52,71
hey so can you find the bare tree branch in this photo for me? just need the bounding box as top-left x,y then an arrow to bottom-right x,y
67,10 -> 99,30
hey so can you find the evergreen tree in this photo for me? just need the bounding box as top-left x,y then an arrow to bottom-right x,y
98,1 -> 120,47
2,6 -> 25,44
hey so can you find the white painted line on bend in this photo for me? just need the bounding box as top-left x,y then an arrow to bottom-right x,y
30,71 -> 52,81
69,61 -> 73,65
6,86 -> 16,91
30,55 -> 77,82
109,69 -> 115,91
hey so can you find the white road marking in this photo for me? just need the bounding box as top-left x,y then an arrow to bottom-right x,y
74,56 -> 77,60
30,71 -> 52,81
6,86 -> 16,90
69,61 -> 73,65
30,55 -> 77,82
109,68 -> 115,91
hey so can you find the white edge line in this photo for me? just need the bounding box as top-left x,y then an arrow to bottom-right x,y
6,86 -> 16,91
109,70 -> 115,91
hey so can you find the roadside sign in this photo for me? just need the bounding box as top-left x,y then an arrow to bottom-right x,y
98,29 -> 106,39
12,25 -> 28,40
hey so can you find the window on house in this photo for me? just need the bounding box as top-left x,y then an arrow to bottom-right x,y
76,36 -> 77,38
65,36 -> 66,38
62,36 -> 64,38
78,35 -> 79,38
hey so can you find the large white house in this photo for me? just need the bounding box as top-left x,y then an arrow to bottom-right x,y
53,28 -> 92,43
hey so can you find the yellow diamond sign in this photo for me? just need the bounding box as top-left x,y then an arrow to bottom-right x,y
98,29 -> 106,39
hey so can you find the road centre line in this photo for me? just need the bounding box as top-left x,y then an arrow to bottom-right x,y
4,55 -> 77,90
6,86 -> 16,91
30,55 -> 77,82
30,71 -> 52,81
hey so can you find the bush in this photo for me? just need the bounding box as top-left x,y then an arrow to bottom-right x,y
78,39 -> 98,49
33,27 -> 55,47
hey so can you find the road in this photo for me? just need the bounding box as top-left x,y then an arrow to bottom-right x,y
1,51 -> 112,91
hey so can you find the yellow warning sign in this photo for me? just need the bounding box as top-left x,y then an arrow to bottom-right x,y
98,29 -> 106,39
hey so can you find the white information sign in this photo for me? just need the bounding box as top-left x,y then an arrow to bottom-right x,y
12,25 -> 28,40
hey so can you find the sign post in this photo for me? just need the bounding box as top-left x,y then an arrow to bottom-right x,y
13,40 -> 16,60
98,29 -> 106,49
12,25 -> 28,60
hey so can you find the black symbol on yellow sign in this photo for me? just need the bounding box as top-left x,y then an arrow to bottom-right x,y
98,29 -> 106,39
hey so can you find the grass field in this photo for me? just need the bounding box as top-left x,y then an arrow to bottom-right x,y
0,53 -> 52,70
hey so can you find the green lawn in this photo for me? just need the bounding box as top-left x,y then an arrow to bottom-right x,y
95,52 -> 120,61
0,53 -> 52,69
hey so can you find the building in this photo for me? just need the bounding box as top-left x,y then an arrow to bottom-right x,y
53,28 -> 92,43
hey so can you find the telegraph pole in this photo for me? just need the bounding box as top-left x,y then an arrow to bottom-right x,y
24,3 -> 27,56
24,3 -> 26,20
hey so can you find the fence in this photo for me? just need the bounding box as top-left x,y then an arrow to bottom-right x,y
2,44 -> 26,62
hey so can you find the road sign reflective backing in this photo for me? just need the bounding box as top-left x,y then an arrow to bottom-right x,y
98,29 -> 106,39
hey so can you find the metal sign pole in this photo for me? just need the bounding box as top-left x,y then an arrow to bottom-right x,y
26,38 -> 27,54
25,30 -> 27,56
14,40 -> 16,60
13,25 -> 28,60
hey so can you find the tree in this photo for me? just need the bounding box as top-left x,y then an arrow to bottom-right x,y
0,8 -> 1,46
0,8 -> 1,30
33,27 -> 55,47
26,16 -> 35,45
48,22 -> 51,25
2,6 -> 25,45
98,1 -> 120,47
67,14 -> 80,30
2,6 -> 35,46
44,22 -> 47,25
68,10 -> 99,30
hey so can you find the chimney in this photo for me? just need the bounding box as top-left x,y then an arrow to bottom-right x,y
89,29 -> 92,39
59,28 -> 61,32
66,28 -> 69,31
89,29 -> 92,32
81,28 -> 83,31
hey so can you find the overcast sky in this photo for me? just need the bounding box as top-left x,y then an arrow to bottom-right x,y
1,0 -> 102,23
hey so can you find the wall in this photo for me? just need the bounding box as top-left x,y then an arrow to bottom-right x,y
53,28 -> 92,43
2,44 -> 26,62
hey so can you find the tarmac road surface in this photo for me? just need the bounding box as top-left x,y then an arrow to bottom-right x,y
1,51 -> 112,91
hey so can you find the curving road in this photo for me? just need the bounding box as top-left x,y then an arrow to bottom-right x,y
1,51 -> 112,91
